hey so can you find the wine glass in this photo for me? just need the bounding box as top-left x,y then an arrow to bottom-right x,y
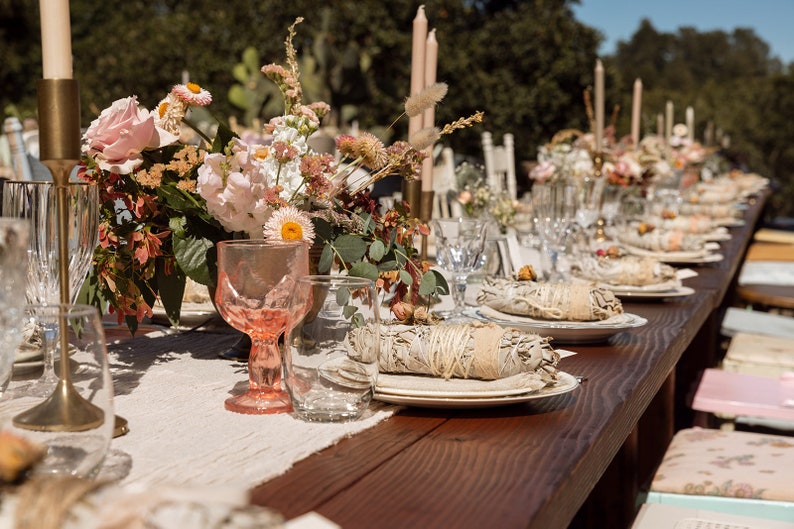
2,181 -> 99,398
214,240 -> 309,414
0,218 -> 30,397
432,218 -> 489,320
3,304 -> 114,478
574,177 -> 604,233
533,182 -> 576,282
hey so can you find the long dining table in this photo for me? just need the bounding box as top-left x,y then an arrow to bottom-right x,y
247,189 -> 769,529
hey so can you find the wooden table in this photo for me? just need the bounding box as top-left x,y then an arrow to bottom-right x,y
250,193 -> 769,529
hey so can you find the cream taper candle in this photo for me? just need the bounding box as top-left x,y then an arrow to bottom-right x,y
421,28 -> 438,192
686,106 -> 694,142
630,78 -> 642,148
40,0 -> 73,79
665,100 -> 673,143
594,59 -> 604,152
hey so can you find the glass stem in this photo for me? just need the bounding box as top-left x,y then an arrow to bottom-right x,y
38,323 -> 59,385
248,334 -> 283,393
451,274 -> 468,313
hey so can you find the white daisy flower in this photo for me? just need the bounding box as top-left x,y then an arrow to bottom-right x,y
172,82 -> 213,106
263,206 -> 315,244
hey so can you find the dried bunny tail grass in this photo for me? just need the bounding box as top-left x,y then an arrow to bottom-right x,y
439,111 -> 485,136
404,82 -> 448,118
409,127 -> 440,151
355,132 -> 388,169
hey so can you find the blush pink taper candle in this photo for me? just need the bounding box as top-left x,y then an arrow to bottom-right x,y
421,28 -> 437,192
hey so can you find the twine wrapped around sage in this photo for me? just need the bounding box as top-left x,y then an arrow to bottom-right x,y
347,321 -> 559,381
477,277 -> 623,322
572,255 -> 678,287
618,228 -> 703,252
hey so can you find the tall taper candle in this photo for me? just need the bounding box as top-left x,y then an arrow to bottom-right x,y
686,106 -> 694,142
421,28 -> 437,192
40,0 -> 73,79
665,100 -> 673,142
594,59 -> 604,151
657,113 -> 664,137
408,6 -> 427,141
630,78 -> 642,148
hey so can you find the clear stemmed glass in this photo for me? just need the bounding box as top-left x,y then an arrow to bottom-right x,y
0,218 -> 30,397
532,182 -> 576,282
574,177 -> 604,234
432,218 -> 489,320
214,240 -> 309,414
4,304 -> 114,478
2,181 -> 98,398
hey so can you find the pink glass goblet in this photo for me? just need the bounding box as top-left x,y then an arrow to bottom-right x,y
214,240 -> 309,414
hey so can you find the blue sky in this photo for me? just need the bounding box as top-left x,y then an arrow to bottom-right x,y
572,0 -> 794,64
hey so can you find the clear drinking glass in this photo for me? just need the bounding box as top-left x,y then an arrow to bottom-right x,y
2,304 -> 114,477
0,218 -> 30,396
533,182 -> 576,282
432,218 -> 489,319
285,276 -> 380,422
574,176 -> 604,232
2,181 -> 99,397
214,240 -> 309,414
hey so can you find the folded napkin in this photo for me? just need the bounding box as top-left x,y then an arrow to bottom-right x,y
477,277 -> 623,322
348,321 -> 559,382
572,255 -> 679,288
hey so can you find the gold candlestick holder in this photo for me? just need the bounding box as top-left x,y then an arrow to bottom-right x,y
419,190 -> 435,260
13,79 -> 105,433
592,151 -> 608,242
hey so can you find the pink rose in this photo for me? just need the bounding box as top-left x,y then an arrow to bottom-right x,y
82,96 -> 178,174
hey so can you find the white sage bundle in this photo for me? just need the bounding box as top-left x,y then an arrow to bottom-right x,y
645,215 -> 714,234
572,255 -> 678,287
477,277 -> 623,322
618,228 -> 703,252
347,321 -> 559,381
679,202 -> 739,219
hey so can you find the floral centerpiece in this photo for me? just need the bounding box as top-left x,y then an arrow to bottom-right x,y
80,18 -> 483,331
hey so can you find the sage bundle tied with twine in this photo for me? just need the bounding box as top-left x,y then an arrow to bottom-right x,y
477,277 -> 623,322
573,255 -> 678,287
347,321 -> 559,382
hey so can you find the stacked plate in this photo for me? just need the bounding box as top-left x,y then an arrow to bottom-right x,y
374,371 -> 579,409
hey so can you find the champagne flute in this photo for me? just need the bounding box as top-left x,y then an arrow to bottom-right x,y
215,240 -> 309,414
432,218 -> 489,320
2,181 -> 98,397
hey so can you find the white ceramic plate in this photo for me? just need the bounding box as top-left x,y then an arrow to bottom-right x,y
374,371 -> 579,408
662,253 -> 724,265
611,286 -> 696,301
621,244 -> 710,260
470,307 -> 648,344
376,371 -> 551,398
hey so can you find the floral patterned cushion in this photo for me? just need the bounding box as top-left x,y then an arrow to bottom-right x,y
651,428 -> 794,502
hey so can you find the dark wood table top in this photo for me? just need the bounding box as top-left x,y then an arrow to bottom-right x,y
250,192 -> 769,529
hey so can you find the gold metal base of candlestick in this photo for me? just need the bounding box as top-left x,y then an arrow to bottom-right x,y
13,379 -> 104,432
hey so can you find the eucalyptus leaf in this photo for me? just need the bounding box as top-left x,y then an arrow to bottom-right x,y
336,287 -> 350,306
349,260 -> 379,281
319,243 -> 334,273
368,239 -> 385,261
343,304 -> 358,319
333,234 -> 368,263
399,269 -> 413,286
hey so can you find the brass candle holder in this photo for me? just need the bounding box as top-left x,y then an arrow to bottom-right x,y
592,150 -> 608,242
13,79 -> 105,433
419,189 -> 435,260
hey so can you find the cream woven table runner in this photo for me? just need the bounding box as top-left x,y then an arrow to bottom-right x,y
101,330 -> 397,488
